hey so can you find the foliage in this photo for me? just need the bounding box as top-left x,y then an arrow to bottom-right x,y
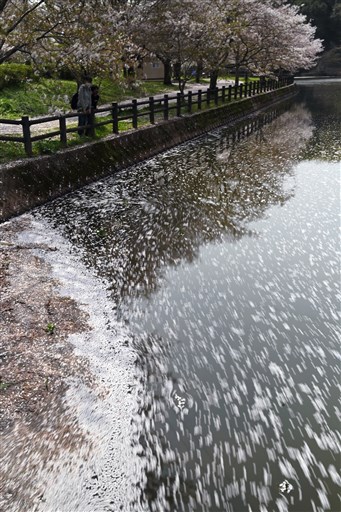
0,380 -> 14,391
0,63 -> 35,89
315,46 -> 341,75
0,79 -> 75,117
45,322 -> 56,334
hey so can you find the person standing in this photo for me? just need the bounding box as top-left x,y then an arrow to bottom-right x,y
77,76 -> 92,136
91,85 -> 100,109
85,85 -> 100,136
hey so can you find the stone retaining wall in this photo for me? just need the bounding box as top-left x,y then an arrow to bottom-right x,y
0,85 -> 297,222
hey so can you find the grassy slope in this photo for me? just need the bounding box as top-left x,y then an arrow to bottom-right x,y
0,75 -> 245,119
0,78 -> 180,162
0,78 -> 179,119
0,75 -> 245,162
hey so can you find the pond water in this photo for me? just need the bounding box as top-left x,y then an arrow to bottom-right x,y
34,80 -> 340,511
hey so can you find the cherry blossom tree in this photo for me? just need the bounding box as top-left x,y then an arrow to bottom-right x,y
129,0 -> 232,90
0,1 -> 131,81
0,0 -> 46,64
129,0 -> 322,90
1,0 -> 323,89
127,0 -> 181,85
32,1 -> 129,82
195,0 -> 235,88
260,2 -> 324,74
226,0 -> 323,84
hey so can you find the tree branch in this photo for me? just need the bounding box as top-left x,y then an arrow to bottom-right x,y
5,0 -> 45,37
0,0 -> 10,15
0,43 -> 26,64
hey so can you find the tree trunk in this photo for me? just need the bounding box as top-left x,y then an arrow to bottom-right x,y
209,69 -> 219,89
179,78 -> 187,94
235,65 -> 240,87
173,62 -> 181,81
195,60 -> 203,83
163,58 -> 172,85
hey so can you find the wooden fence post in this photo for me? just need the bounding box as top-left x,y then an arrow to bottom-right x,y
248,83 -> 252,97
239,84 -> 243,98
188,91 -> 192,113
112,102 -> 118,133
234,84 -> 238,100
132,99 -> 138,129
89,111 -> 95,137
22,116 -> 32,157
214,87 -> 219,105
149,96 -> 155,124
198,90 -> 202,110
163,94 -> 169,120
59,116 -> 67,146
228,85 -> 232,102
222,86 -> 226,103
244,83 -> 248,98
206,88 -> 211,106
176,93 -> 182,116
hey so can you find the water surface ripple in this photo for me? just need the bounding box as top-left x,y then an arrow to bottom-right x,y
34,80 -> 340,511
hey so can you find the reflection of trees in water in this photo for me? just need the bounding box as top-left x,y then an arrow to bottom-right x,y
130,104 -> 315,512
301,118 -> 341,162
296,82 -> 341,162
297,82 -> 341,118
39,102 -> 313,308
251,104 -> 313,155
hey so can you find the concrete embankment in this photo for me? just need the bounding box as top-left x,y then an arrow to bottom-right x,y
0,85 -> 297,222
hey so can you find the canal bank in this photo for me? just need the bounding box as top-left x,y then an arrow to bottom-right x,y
0,84 -> 297,222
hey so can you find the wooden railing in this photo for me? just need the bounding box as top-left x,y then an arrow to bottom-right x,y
0,78 -> 293,157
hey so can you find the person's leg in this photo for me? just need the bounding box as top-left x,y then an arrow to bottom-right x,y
85,112 -> 93,136
78,112 -> 86,136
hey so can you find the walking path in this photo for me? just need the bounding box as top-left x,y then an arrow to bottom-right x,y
0,80 -> 234,136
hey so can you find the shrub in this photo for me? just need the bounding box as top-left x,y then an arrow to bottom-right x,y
0,63 -> 36,89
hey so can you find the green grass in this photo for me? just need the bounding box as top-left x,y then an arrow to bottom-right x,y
0,141 -> 26,161
0,117 -> 146,163
0,75 -> 247,119
0,77 -> 179,162
0,79 -> 75,119
0,78 -> 180,119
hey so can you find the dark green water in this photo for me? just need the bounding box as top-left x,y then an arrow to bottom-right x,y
36,80 -> 340,511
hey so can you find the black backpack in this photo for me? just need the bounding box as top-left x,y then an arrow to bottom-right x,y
70,92 -> 78,110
